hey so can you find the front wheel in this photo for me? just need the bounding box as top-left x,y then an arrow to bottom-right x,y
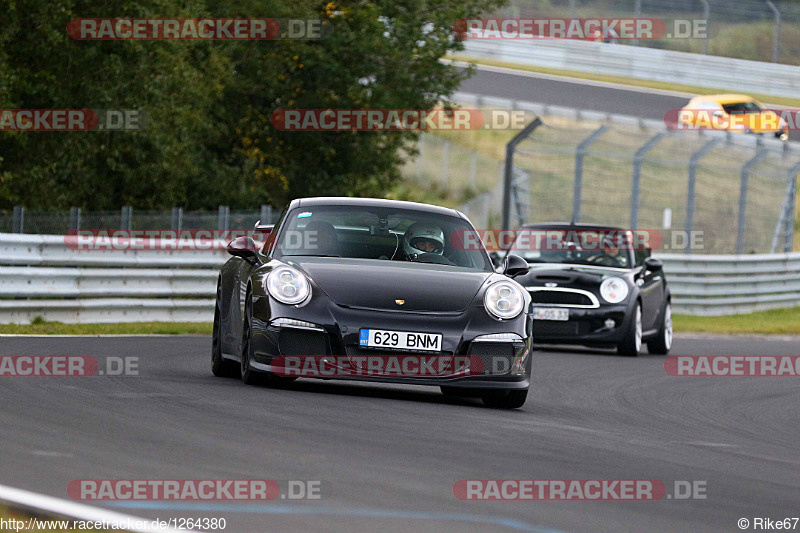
211,283 -> 238,378
617,302 -> 642,357
481,389 -> 528,409
647,302 -> 673,355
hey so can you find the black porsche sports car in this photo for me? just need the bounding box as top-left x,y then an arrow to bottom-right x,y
212,197 -> 533,409
506,223 -> 672,356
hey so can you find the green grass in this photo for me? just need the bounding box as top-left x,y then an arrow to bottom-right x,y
0,321 -> 212,335
3,310 -> 800,336
673,307 -> 800,335
449,55 -> 800,108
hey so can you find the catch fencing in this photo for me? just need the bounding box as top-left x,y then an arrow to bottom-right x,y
405,93 -> 799,256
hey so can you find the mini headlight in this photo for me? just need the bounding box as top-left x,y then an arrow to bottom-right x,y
484,281 -> 524,320
267,266 -> 311,305
600,277 -> 629,304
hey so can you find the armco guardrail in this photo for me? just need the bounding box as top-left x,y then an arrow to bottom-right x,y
459,39 -> 800,98
1,233 -> 799,322
657,253 -> 800,315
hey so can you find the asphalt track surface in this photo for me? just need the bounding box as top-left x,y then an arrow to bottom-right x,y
1,335 -> 798,532
457,65 -> 800,142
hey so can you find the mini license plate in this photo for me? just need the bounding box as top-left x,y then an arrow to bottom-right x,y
359,329 -> 442,352
533,307 -> 569,321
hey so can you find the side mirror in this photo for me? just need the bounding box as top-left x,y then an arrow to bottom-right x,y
503,254 -> 529,277
644,257 -> 663,272
227,236 -> 261,264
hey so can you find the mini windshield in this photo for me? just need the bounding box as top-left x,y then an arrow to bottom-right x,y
273,205 -> 492,271
722,101 -> 761,114
509,228 -> 634,269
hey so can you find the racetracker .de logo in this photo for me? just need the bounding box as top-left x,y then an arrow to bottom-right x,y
64,230 -> 265,251
665,356 -> 800,377
449,229 -> 704,252
270,109 -> 527,131
453,18 -> 709,40
454,479 -> 667,500
68,480 -> 280,500
0,110 -> 97,131
0,356 -> 138,377
67,18 -> 329,40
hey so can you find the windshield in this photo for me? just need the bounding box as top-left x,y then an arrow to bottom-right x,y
722,101 -> 761,114
509,228 -> 634,269
273,205 -> 492,271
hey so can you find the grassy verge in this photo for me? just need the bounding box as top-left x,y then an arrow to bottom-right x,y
673,307 -> 800,335
449,55 -> 800,108
0,504 -> 114,532
3,309 -> 800,335
0,321 -> 212,335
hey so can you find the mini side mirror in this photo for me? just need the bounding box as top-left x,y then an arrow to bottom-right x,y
644,257 -> 663,272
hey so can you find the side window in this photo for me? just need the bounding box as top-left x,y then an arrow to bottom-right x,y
634,248 -> 651,267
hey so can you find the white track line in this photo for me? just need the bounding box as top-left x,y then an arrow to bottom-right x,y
0,483 -> 191,532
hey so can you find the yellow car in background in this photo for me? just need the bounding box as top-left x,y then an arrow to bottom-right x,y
678,94 -> 789,141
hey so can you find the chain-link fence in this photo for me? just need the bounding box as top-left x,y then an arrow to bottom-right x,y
492,0 -> 800,64
0,205 -> 279,235
402,113 -> 798,255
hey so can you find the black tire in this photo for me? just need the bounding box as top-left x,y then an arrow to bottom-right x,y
211,282 -> 238,378
647,301 -> 673,355
240,288 -> 266,386
617,302 -> 642,357
481,389 -> 528,409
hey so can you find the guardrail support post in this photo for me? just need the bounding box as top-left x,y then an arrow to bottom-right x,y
12,206 -> 25,234
630,132 -> 665,229
736,150 -> 768,254
69,207 -> 81,231
700,0 -> 710,54
218,205 -> 230,230
120,206 -> 132,230
685,139 -> 718,254
572,125 -> 610,224
171,207 -> 183,232
502,117 -> 542,232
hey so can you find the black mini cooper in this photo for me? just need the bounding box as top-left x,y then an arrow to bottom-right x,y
505,223 -> 672,356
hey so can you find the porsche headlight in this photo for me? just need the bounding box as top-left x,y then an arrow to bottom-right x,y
267,266 -> 311,305
600,277 -> 629,304
484,281 -> 524,320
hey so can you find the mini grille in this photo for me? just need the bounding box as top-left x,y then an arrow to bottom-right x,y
529,290 -> 594,306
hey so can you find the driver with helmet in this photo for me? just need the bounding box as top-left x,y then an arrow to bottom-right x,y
401,222 -> 446,262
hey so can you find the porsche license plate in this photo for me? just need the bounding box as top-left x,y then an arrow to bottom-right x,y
533,307 -> 569,321
359,329 -> 442,352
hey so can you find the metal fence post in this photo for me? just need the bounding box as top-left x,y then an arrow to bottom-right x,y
736,150 -> 768,254
468,151 -> 477,190
700,0 -> 710,55
685,139 -> 718,253
502,117 -> 543,232
69,207 -> 81,231
120,206 -> 132,230
417,136 -> 425,181
632,0 -> 641,46
766,0 -> 781,63
572,125 -> 610,224
218,205 -> 230,230
171,207 -> 183,231
442,140 -> 450,186
630,132 -> 665,229
771,162 -> 800,253
11,206 -> 25,234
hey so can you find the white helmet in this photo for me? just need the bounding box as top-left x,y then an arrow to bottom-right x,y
403,222 -> 445,258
